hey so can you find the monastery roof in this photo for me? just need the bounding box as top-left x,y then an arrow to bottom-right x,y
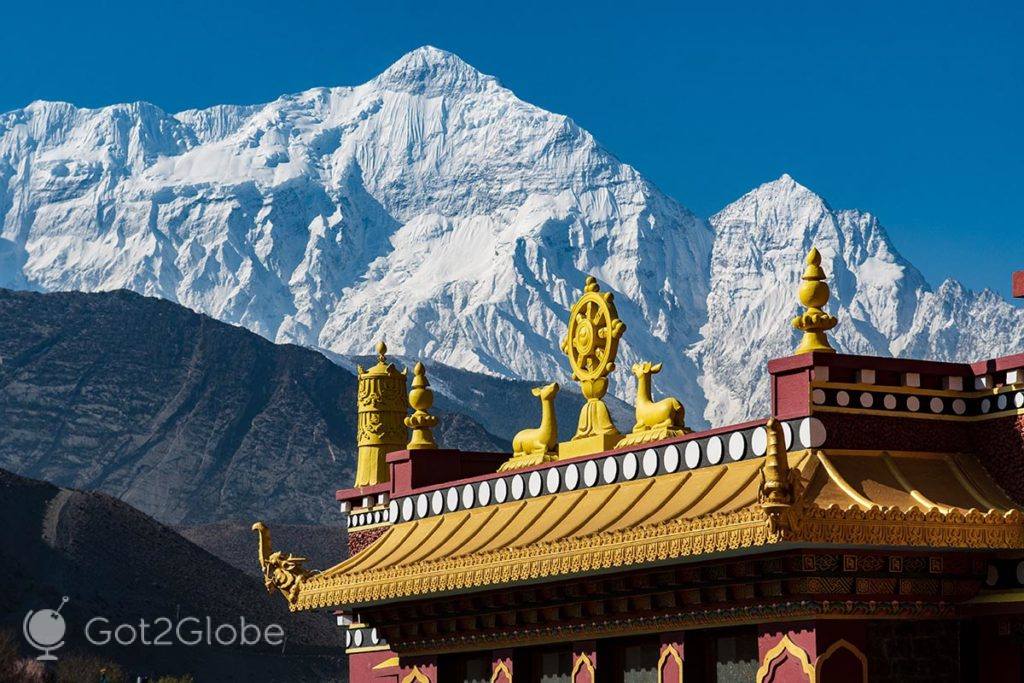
252,250 -> 1024,614
294,433 -> 1022,610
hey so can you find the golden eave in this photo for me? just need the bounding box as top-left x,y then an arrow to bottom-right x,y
286,449 -> 1024,611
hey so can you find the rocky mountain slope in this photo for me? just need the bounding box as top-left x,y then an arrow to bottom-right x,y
0,467 -> 343,681
0,287 -> 503,526
1,46 -> 1020,428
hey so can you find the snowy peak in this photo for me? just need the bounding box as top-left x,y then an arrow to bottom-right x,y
372,46 -> 499,96
1,47 -> 1021,432
1,99 -> 195,172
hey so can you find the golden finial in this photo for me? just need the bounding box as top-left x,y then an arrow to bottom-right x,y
558,275 -> 626,458
760,418 -> 791,507
759,418 -> 795,535
405,362 -> 439,450
791,247 -> 838,354
355,343 -> 407,486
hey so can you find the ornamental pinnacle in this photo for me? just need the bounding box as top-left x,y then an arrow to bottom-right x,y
791,247 -> 838,354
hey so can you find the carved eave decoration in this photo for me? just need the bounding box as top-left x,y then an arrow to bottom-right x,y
278,446 -> 1024,611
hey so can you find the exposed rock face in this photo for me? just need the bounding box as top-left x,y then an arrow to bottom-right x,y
0,287 -> 503,525
0,467 -> 344,680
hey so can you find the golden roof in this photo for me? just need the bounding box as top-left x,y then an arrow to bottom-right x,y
286,446 -> 1024,611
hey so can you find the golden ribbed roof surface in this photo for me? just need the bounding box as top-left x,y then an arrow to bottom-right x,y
288,449 -> 1024,610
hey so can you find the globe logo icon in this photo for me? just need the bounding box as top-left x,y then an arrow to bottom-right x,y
22,596 -> 69,661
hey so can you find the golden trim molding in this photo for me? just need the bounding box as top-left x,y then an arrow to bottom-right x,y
291,500 -> 1024,610
657,644 -> 683,683
491,660 -> 512,683
373,656 -> 400,670
571,652 -> 595,681
755,635 -> 815,683
401,666 -> 430,683
294,503 -> 778,609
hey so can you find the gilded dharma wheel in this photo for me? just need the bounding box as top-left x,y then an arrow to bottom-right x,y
563,276 -> 625,382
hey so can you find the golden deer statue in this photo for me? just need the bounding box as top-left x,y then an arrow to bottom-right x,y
617,361 -> 689,447
500,382 -> 559,471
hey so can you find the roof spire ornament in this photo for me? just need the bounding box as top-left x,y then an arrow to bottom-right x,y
355,341 -> 408,487
405,362 -> 439,450
558,276 -> 626,458
791,247 -> 838,354
759,418 -> 796,536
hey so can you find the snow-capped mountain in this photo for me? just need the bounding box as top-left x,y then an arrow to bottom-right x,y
1,47 -> 1020,428
694,174 -> 1024,424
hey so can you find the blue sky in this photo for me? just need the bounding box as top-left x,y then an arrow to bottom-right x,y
1,1 -> 1021,296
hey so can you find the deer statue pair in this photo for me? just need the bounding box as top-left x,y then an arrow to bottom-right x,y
500,360 -> 688,470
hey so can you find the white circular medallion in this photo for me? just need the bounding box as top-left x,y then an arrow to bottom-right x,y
345,630 -> 352,648
583,460 -> 599,487
811,389 -> 826,405
907,396 -> 920,412
728,432 -> 745,461
883,394 -> 897,410
564,463 -> 580,490
401,497 -> 414,521
751,427 -> 768,456
353,630 -> 363,648
998,394 -> 1008,410
511,474 -> 525,500
546,467 -> 561,493
930,397 -> 944,413
952,399 -> 967,415
1016,393 -> 1024,409
798,417 -> 827,449
622,452 -> 639,480
431,490 -> 444,515
478,480 -> 491,506
684,441 -> 701,469
781,422 -> 793,449
447,487 -> 460,512
602,456 -> 618,483
462,484 -> 475,508
494,478 -> 508,503
836,390 -> 850,407
706,436 -> 723,465
981,398 -> 991,414
527,471 -> 542,497
416,494 -> 428,518
370,628 -> 379,645
642,449 -> 659,476
663,445 -> 680,472
388,499 -> 399,521
859,392 -> 874,408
